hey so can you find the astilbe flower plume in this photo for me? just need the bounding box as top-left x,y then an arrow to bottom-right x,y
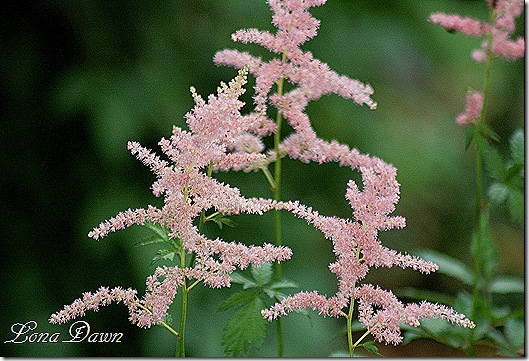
214,0 -> 475,346
50,68 -> 292,328
429,0 -> 525,63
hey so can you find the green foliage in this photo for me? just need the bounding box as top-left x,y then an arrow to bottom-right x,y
360,341 -> 383,357
209,213 -> 238,229
218,263 -> 300,356
220,293 -> 267,357
136,222 -> 182,266
484,129 -> 524,224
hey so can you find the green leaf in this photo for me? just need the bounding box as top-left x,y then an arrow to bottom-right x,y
509,129 -> 524,165
472,211 -> 498,284
483,140 -> 505,179
163,313 -> 173,326
413,250 -> 473,285
361,341 -> 383,357
135,236 -> 166,247
251,263 -> 273,286
229,272 -> 258,289
503,317 -> 525,353
487,182 -> 509,207
150,249 -> 176,266
218,289 -> 260,312
221,295 -> 267,357
144,222 -> 171,241
268,279 -> 299,290
211,213 -> 237,229
465,124 -> 476,150
507,189 -> 524,225
490,276 -> 524,294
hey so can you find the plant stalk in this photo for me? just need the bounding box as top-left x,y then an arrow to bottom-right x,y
468,8 -> 495,356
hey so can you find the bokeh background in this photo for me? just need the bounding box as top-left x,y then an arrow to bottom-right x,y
1,0 -> 524,357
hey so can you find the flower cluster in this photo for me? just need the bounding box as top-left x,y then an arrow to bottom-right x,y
50,68 -> 292,328
430,0 -> 525,62
214,0 -> 377,170
456,91 -> 484,126
213,0 -> 474,346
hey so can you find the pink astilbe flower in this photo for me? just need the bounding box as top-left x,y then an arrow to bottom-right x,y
214,0 -> 377,157
213,0 -> 475,345
263,171 -> 475,344
430,0 -> 525,62
53,68 -> 292,328
456,91 -> 484,126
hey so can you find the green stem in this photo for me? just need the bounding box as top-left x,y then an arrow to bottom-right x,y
347,299 -> 355,357
468,9 -> 495,356
272,53 -> 287,358
136,303 -> 180,338
177,247 -> 188,357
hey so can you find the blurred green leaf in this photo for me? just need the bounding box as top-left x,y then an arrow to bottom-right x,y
414,250 -> 473,285
487,182 -> 508,207
502,317 -> 525,355
483,140 -> 505,179
507,189 -> 524,225
490,276 -> 524,294
465,124 -> 477,150
509,129 -> 524,165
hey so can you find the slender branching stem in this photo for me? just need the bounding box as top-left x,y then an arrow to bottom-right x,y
136,303 -> 180,338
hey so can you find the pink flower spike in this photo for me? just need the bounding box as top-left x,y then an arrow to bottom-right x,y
456,91 -> 483,126
429,13 -> 485,37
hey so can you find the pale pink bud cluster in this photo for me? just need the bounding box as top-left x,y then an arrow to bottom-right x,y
430,0 -> 525,62
53,68 -> 292,328
456,91 -> 484,126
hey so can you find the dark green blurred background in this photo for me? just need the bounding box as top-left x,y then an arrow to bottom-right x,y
1,0 -> 524,357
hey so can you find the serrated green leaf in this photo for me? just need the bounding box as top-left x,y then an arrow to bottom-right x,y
487,182 -> 509,207
509,129 -> 524,165
144,222 -> 170,241
483,140 -> 505,179
230,272 -> 258,289
221,295 -> 267,357
490,276 -> 525,294
413,250 -> 473,285
361,341 -> 383,357
150,249 -> 176,266
251,263 -> 273,286
218,289 -> 260,312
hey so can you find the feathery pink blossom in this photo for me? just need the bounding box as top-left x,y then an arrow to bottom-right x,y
456,91 -> 484,126
53,68 -> 292,328
430,0 -> 525,62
